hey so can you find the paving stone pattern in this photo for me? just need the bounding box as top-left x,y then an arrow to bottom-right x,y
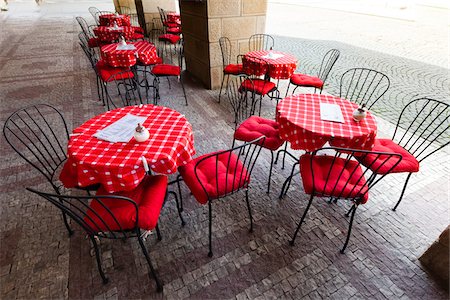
0,1 -> 449,299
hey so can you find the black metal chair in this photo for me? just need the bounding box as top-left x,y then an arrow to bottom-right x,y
290,147 -> 402,253
356,98 -> 450,210
218,37 -> 245,103
177,136 -> 265,257
88,6 -> 100,23
339,68 -> 390,109
26,183 -> 167,292
248,34 -> 275,51
3,104 -> 99,236
286,49 -> 340,96
76,16 -> 101,49
228,76 -> 285,193
94,11 -> 115,26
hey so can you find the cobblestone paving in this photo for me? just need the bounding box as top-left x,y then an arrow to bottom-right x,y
1,1 -> 449,300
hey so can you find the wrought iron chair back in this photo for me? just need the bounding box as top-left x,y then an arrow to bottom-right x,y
339,68 -> 390,109
79,39 -> 98,69
105,72 -> 143,109
88,6 -> 100,23
94,11 -> 115,25
219,36 -> 232,68
248,34 -> 274,51
317,48 -> 340,86
227,75 -> 257,126
3,104 -> 69,193
392,98 -> 450,162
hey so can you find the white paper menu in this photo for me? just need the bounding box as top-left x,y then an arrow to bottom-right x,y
93,114 -> 148,143
320,103 -> 345,123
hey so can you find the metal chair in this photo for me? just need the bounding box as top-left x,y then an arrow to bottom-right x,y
76,16 -> 100,48
339,68 -> 390,109
218,37 -> 245,103
356,98 -> 450,210
248,34 -> 275,51
26,177 -> 168,292
177,136 -> 265,257
94,10 -> 114,26
88,6 -> 100,23
290,147 -> 402,253
286,49 -> 340,96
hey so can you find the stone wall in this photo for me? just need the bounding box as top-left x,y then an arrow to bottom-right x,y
114,0 -> 177,25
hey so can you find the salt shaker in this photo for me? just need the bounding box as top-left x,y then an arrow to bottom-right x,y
352,103 -> 367,122
134,123 -> 150,142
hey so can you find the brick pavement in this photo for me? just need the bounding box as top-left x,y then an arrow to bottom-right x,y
1,1 -> 449,299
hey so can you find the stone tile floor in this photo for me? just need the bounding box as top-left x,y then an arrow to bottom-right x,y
1,1 -> 449,299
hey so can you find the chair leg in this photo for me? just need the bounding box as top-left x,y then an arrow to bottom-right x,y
267,151 -> 274,194
176,174 -> 183,212
345,204 -> 356,217
137,235 -> 163,292
90,235 -> 108,284
285,81 -> 291,98
245,189 -> 254,233
218,73 -> 227,103
279,161 -> 299,199
392,173 -> 412,211
155,223 -> 162,241
208,200 -> 213,257
168,190 -> 185,226
60,210 -> 74,236
290,194 -> 314,246
341,204 -> 358,254
179,75 -> 188,106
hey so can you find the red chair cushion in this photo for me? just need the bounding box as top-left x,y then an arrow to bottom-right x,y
178,151 -> 249,205
131,33 -> 144,40
151,64 -> 181,76
357,139 -> 419,174
290,73 -> 323,89
88,37 -> 100,48
132,26 -> 144,34
96,60 -> 134,82
234,116 -> 284,151
300,154 -> 369,204
167,27 -> 182,34
164,21 -> 180,28
159,34 -> 180,44
84,175 -> 168,232
224,64 -> 244,75
240,78 -> 276,96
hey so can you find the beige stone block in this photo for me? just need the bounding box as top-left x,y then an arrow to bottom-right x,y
208,0 -> 240,17
208,18 -> 222,43
256,16 -> 266,33
142,0 -> 176,14
210,66 -> 223,90
209,42 -> 222,68
222,17 -> 257,40
243,0 -> 267,15
238,39 -> 250,55
182,15 -> 208,41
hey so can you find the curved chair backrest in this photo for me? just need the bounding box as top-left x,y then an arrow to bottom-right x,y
26,188 -> 140,239
3,105 -> 70,192
317,49 -> 340,85
76,16 -> 91,38
249,34 -> 274,51
227,75 -> 252,126
94,11 -> 114,25
339,68 -> 390,109
88,6 -> 100,22
105,72 -> 143,109
305,147 -> 402,202
157,6 -> 167,25
393,98 -> 449,162
79,36 -> 99,69
194,136 -> 265,202
219,36 -> 232,68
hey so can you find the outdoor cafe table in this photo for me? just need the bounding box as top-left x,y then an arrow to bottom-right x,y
243,50 -> 297,79
166,12 -> 181,24
276,94 -> 377,151
99,13 -> 131,27
60,105 -> 195,193
93,25 -> 137,43
100,41 -> 159,68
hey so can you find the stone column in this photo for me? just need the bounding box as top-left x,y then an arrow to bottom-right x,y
180,0 -> 267,89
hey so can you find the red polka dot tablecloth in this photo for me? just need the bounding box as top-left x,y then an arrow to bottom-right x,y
93,26 -> 136,43
276,94 -> 377,151
99,14 -> 131,27
60,105 -> 195,193
243,50 -> 297,79
166,12 -> 181,24
100,41 -> 159,68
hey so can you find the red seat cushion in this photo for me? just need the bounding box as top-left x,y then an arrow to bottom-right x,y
178,151 -> 249,204
131,33 -> 144,40
357,139 -> 419,174
300,154 -> 369,204
167,27 -> 182,34
159,34 -> 180,44
132,26 -> 144,34
224,64 -> 244,75
164,21 -> 180,28
136,56 -> 163,66
234,116 -> 284,151
88,37 -> 100,48
240,78 -> 276,96
84,175 -> 168,232
151,64 -> 180,76
96,60 -> 134,82
290,73 -> 323,89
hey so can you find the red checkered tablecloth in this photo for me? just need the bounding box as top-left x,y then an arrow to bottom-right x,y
100,41 -> 159,68
93,26 -> 136,42
276,94 -> 377,151
60,105 -> 196,193
166,12 -> 181,24
243,50 -> 297,79
99,14 -> 131,27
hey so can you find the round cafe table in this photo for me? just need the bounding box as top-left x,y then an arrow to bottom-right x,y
276,94 -> 377,151
60,105 -> 196,193
100,41 -> 159,68
93,26 -> 137,43
99,13 -> 131,27
243,50 -> 297,79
